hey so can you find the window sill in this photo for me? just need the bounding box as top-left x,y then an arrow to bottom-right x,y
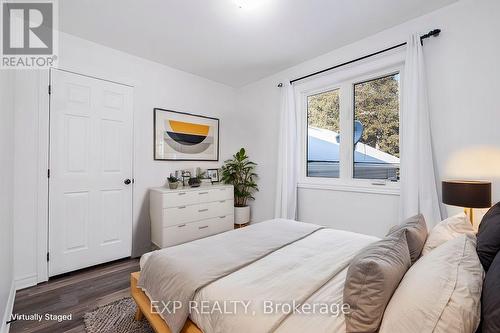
297,182 -> 400,196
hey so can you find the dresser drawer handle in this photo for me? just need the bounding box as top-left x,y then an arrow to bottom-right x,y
178,192 -> 187,196
219,200 -> 225,203
198,225 -> 209,230
199,192 -> 209,195
178,206 -> 186,209
219,216 -> 226,219
198,209 -> 208,212
177,224 -> 186,228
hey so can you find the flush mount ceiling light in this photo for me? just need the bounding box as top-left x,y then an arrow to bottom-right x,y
233,0 -> 266,10
233,0 -> 246,8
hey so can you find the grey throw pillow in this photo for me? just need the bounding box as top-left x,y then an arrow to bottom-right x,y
387,214 -> 428,264
344,230 -> 411,333
482,251 -> 500,333
477,202 -> 500,272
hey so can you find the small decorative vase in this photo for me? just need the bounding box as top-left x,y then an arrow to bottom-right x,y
168,182 -> 179,190
234,206 -> 250,225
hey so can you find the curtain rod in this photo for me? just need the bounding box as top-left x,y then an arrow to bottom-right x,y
277,29 -> 440,87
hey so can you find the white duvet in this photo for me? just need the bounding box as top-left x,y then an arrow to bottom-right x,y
140,220 -> 378,333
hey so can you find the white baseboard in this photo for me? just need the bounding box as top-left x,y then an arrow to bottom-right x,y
1,282 -> 16,333
14,274 -> 37,291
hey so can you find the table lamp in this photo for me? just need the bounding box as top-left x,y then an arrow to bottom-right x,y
442,180 -> 491,224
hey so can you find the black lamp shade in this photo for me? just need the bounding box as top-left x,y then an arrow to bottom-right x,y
442,180 -> 492,208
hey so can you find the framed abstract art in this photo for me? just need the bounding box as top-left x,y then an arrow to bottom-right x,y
154,108 -> 219,161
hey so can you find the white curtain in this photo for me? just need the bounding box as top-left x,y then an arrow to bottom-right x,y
400,33 -> 442,226
274,83 -> 299,220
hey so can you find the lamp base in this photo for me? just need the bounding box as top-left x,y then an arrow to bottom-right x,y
464,207 -> 473,225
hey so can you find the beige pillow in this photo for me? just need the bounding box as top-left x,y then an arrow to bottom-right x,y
344,230 -> 411,333
421,213 -> 475,256
387,214 -> 428,264
379,234 -> 483,333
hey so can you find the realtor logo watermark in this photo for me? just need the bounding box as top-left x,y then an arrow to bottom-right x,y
1,0 -> 58,68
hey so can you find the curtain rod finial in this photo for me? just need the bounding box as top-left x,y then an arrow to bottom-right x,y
422,28 -> 441,39
430,28 -> 441,37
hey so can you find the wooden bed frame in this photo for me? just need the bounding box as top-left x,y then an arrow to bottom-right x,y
131,272 -> 202,333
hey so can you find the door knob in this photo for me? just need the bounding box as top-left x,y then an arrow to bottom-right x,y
124,179 -> 131,185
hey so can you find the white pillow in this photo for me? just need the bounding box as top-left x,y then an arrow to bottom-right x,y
379,234 -> 484,333
421,213 -> 475,255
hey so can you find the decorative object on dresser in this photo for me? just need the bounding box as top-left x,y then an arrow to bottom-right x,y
167,174 -> 179,189
149,184 -> 234,248
188,169 -> 206,188
442,180 -> 492,224
154,108 -> 219,161
181,170 -> 191,187
207,168 -> 220,183
221,148 -> 259,225
188,177 -> 201,188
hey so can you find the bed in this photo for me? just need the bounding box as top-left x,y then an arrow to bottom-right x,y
131,217 -> 492,333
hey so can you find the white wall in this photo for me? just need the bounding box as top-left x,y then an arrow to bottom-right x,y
0,70 -> 15,332
236,0 -> 500,236
234,81 -> 281,223
13,32 -> 241,287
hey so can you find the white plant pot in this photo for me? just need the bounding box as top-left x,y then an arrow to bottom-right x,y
234,206 -> 250,225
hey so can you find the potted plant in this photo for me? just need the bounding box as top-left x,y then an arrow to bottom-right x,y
221,148 -> 258,225
167,175 -> 179,189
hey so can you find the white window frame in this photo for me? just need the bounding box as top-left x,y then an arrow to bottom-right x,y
296,52 -> 405,195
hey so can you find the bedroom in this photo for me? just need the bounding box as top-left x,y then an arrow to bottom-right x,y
1,0 -> 500,332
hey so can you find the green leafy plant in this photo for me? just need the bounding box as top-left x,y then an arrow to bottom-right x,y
196,170 -> 207,180
221,148 -> 258,207
167,175 -> 178,183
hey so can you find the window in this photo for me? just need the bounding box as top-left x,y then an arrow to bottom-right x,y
307,89 -> 340,178
353,74 -> 400,180
303,68 -> 401,187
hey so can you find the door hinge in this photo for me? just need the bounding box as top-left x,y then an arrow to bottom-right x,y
46,252 -> 50,262
48,85 -> 51,95
47,169 -> 50,178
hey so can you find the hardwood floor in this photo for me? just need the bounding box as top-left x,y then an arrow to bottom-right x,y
10,258 -> 140,333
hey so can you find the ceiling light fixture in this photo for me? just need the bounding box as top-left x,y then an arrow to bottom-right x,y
234,0 -> 247,8
233,0 -> 267,10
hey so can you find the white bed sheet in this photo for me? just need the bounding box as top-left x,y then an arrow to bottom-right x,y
190,229 -> 377,333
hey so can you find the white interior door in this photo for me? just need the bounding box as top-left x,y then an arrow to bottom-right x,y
49,69 -> 133,276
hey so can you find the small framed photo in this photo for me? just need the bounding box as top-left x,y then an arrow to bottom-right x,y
207,169 -> 219,183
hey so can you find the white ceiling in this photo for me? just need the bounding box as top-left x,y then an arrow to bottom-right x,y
59,0 -> 457,87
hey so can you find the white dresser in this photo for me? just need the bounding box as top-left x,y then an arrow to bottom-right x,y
150,184 -> 234,248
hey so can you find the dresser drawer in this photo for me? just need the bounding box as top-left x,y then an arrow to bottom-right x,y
194,200 -> 233,220
163,206 -> 198,227
162,191 -> 198,208
193,219 -> 216,239
194,202 -> 219,220
214,199 -> 234,216
211,215 -> 234,234
162,223 -> 198,247
196,190 -> 212,203
209,187 -> 233,202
